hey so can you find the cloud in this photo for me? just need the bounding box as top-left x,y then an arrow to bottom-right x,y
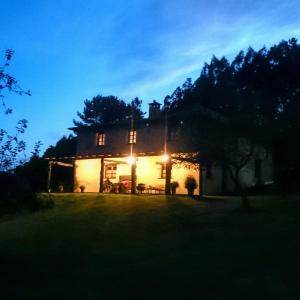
112,0 -> 300,102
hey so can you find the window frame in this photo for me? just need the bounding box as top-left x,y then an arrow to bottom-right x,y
96,132 -> 106,146
128,130 -> 137,144
157,162 -> 166,179
105,164 -> 117,179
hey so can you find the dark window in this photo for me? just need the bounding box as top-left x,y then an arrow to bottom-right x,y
128,130 -> 137,144
97,133 -> 105,146
206,162 -> 212,179
255,159 -> 262,183
169,127 -> 178,140
105,164 -> 117,179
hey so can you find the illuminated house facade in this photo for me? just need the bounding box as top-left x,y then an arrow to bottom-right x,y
68,101 -> 272,195
71,101 -> 201,195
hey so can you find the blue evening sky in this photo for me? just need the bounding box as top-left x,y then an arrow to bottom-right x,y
1,0 -> 300,155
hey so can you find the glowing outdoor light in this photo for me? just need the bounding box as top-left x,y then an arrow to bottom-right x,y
161,153 -> 169,162
127,155 -> 136,165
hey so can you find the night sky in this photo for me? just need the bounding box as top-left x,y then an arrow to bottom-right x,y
1,0 -> 300,155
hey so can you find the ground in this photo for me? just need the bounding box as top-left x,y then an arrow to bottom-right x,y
0,194 -> 299,299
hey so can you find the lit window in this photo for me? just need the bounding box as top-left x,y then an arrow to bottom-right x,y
105,164 -> 117,179
128,130 -> 137,144
97,133 -> 105,146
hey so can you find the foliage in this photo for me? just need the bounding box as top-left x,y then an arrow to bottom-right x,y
44,134 -> 77,158
0,49 -> 31,114
170,181 -> 179,195
14,155 -> 48,193
0,50 -> 31,171
184,176 -> 197,190
167,37 -> 300,197
137,183 -> 146,193
167,38 -> 300,143
0,50 -> 52,212
42,135 -> 77,192
0,170 -> 53,213
170,181 -> 179,188
74,95 -> 145,126
0,119 -> 28,170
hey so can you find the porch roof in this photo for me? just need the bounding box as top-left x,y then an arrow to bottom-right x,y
44,151 -> 166,161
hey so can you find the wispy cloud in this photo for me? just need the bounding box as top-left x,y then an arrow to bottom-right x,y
112,0 -> 300,102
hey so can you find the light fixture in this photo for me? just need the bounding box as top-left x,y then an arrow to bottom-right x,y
127,155 -> 136,165
161,153 -> 169,162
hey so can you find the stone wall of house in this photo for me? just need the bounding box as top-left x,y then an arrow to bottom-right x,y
224,145 -> 273,193
76,121 -> 166,156
202,162 -> 223,195
74,119 -> 273,195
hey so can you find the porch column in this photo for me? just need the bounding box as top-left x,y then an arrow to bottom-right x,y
73,160 -> 76,192
165,160 -> 172,195
99,158 -> 104,193
47,161 -> 52,193
131,162 -> 137,194
199,163 -> 203,196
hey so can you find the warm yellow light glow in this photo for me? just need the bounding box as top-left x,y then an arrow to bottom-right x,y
161,154 -> 169,162
127,155 -> 136,165
75,159 -> 101,192
83,160 -> 95,172
75,155 -> 200,195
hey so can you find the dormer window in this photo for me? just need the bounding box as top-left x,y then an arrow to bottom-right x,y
128,130 -> 137,144
97,133 -> 106,146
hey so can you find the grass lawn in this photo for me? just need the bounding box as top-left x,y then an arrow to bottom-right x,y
0,193 -> 300,299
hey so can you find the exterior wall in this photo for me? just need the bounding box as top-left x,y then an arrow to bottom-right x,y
202,162 -> 223,195
224,145 -> 273,192
74,155 -> 200,195
75,158 -> 101,192
136,156 -> 166,188
76,121 -> 165,157
74,120 -> 273,195
171,163 -> 200,195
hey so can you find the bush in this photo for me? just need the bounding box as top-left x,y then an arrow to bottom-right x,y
184,176 -> 198,196
0,171 -> 54,213
170,181 -> 179,195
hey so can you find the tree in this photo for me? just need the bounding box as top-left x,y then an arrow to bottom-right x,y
43,135 -> 77,192
168,37 -> 300,199
0,50 -> 31,171
73,95 -> 145,127
44,134 -> 77,158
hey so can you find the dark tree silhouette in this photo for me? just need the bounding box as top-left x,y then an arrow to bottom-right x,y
44,134 -> 77,158
73,95 -> 145,126
167,37 -> 300,201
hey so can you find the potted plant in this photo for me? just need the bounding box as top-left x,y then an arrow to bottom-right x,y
184,176 -> 198,196
136,183 -> 146,193
58,185 -> 64,193
79,185 -> 85,193
170,181 -> 179,195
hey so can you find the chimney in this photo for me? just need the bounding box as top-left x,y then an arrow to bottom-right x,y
148,100 -> 162,119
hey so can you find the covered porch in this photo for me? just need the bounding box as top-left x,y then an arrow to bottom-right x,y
74,154 -> 200,195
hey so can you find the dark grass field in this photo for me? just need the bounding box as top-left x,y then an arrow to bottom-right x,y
0,193 -> 299,299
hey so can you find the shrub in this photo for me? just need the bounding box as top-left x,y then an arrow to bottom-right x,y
184,176 -> 198,196
170,181 -> 179,195
137,183 -> 146,193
